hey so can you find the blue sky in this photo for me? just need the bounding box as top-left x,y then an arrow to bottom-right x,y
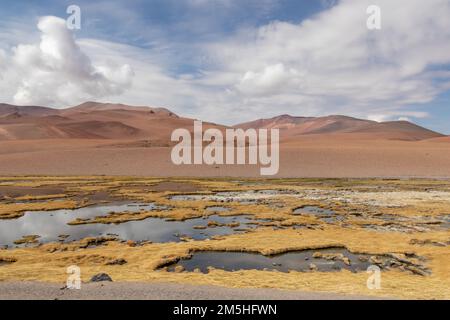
0,0 -> 449,133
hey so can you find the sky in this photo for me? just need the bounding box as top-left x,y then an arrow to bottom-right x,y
0,0 -> 449,133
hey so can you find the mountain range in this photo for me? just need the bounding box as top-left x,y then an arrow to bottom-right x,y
0,102 -> 444,142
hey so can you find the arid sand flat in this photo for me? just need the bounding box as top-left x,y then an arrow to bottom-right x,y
0,140 -> 450,177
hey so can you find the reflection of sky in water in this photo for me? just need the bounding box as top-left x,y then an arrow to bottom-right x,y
168,248 -> 371,273
0,203 -> 259,247
293,206 -> 335,216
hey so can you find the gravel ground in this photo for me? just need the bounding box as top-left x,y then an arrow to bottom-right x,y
0,282 -> 388,300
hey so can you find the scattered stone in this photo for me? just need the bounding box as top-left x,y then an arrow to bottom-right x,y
272,263 -> 282,267
90,273 -> 113,282
309,263 -> 318,271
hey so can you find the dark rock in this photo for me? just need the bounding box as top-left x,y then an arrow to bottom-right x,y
90,273 -> 113,282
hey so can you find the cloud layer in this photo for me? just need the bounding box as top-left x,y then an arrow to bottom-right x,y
204,0 -> 450,122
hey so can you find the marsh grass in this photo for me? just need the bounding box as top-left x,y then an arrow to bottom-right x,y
0,176 -> 449,299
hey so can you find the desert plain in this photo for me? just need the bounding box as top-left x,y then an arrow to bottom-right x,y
0,101 -> 449,178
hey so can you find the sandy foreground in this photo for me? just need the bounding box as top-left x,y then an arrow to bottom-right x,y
0,138 -> 450,177
0,282 -> 385,300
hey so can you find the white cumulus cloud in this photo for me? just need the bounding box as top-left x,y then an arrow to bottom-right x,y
237,63 -> 305,96
8,16 -> 133,106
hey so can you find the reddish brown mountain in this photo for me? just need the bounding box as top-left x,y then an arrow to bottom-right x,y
234,114 -> 443,141
0,102 -> 221,142
0,103 -> 445,142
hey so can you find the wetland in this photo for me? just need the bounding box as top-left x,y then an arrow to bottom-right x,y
0,177 -> 448,299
